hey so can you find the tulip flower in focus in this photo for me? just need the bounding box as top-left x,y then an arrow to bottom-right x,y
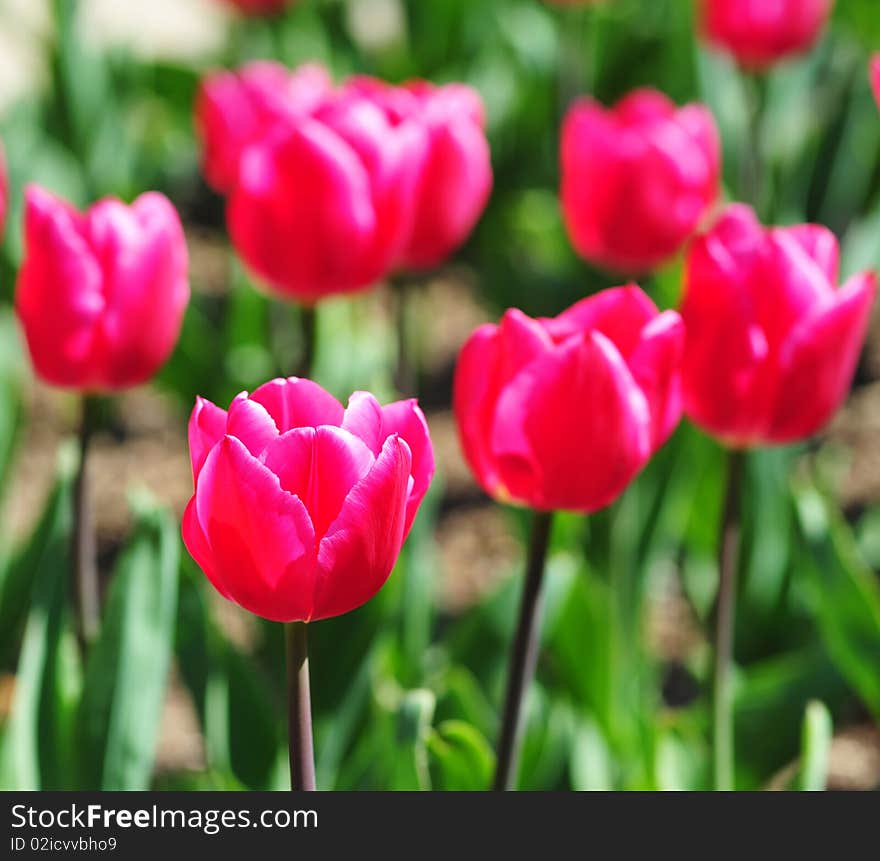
183,378 -> 435,622
226,74 -> 428,303
699,0 -> 833,70
196,62 -> 332,194
871,55 -> 880,109
15,185 -> 190,391
561,89 -> 720,274
455,285 -> 684,513
680,204 -> 876,447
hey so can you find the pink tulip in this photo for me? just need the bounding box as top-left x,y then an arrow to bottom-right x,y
680,205 -> 876,447
561,89 -> 720,274
699,0 -> 833,70
344,77 -> 492,271
454,285 -> 684,513
183,378 -> 435,622
871,54 -> 880,109
15,186 -> 189,392
226,73 -> 428,303
196,62 -> 332,194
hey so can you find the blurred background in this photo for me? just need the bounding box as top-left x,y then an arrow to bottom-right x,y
1,0 -> 879,790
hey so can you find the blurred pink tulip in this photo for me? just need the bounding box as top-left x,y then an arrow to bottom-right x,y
225,71 -> 429,303
454,285 -> 684,513
183,378 -> 435,622
699,0 -> 833,70
15,186 -> 189,392
196,62 -> 332,194
680,204 -> 876,446
561,88 -> 720,274
345,77 -> 493,271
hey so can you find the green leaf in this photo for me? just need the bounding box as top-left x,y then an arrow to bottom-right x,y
570,717 -> 613,791
76,495 -> 180,790
793,480 -> 880,718
798,700 -> 833,792
427,720 -> 494,791
390,688 -> 435,791
0,447 -> 77,790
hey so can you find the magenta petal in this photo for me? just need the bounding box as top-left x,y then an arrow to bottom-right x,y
627,310 -> 685,450
181,496 -> 230,601
767,273 -> 877,442
341,390 -> 384,451
313,434 -> 412,621
262,425 -> 375,539
188,396 -> 228,482
381,399 -> 435,535
543,284 -> 659,357
493,331 -> 652,512
195,436 -> 317,623
453,323 -> 504,496
226,392 -> 279,457
250,376 -> 344,432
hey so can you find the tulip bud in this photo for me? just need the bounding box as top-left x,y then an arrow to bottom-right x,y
196,62 -> 332,194
183,378 -> 435,622
15,186 -> 189,392
680,205 -> 876,447
699,0 -> 833,70
561,89 -> 720,274
454,285 -> 684,513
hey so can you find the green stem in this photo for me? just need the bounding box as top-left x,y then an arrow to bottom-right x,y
285,621 -> 316,791
740,71 -> 767,211
393,277 -> 417,397
493,510 -> 554,791
712,449 -> 744,792
73,395 -> 100,647
298,304 -> 317,379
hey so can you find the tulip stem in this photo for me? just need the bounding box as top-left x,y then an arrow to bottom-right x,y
493,510 -> 554,791
740,72 -> 767,210
712,449 -> 744,792
298,305 -> 317,378
393,277 -> 417,397
73,395 -> 100,647
285,621 -> 316,791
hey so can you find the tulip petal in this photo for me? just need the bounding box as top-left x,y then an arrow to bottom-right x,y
341,390 -> 384,451
262,425 -> 375,539
15,186 -> 105,388
226,392 -> 278,457
767,272 -> 876,442
313,434 -> 412,621
181,496 -> 230,600
544,284 -> 659,357
85,192 -> 189,389
188,396 -> 228,482
381,399 -> 435,534
195,436 -> 317,622
627,310 -> 685,449
250,376 -> 344,432
491,331 -> 652,512
453,311 -> 552,498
